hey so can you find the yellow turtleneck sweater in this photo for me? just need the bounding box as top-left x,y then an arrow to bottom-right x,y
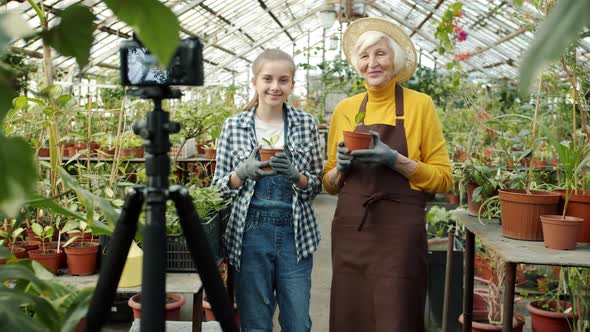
322,79 -> 452,194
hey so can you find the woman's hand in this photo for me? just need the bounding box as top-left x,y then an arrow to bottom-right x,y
351,131 -> 398,169
336,141 -> 353,173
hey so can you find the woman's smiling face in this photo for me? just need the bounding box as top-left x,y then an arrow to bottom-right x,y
357,38 -> 395,88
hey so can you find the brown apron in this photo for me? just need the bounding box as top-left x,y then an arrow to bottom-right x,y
329,84 -> 427,332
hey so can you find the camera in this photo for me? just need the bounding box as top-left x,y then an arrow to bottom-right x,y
120,36 -> 204,87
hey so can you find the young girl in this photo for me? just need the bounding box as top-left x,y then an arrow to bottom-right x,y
212,49 -> 323,332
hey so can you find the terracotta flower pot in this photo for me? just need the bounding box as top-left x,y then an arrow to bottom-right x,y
342,130 -> 372,153
0,247 -> 27,264
447,193 -> 460,205
46,241 -> 67,269
128,293 -> 185,321
554,189 -> 590,243
13,240 -> 41,252
540,215 -> 582,250
259,148 -> 283,171
204,148 -> 217,160
202,298 -> 240,327
458,311 -> 525,332
64,242 -> 99,276
466,183 -> 483,216
28,249 -> 60,274
498,189 -> 560,241
527,300 -> 573,332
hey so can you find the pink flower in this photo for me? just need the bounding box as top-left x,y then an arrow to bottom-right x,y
458,30 -> 468,42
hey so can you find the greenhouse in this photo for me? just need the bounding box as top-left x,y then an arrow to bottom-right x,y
0,0 -> 589,331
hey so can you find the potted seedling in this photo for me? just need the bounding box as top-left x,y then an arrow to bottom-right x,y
0,227 -> 27,263
27,223 -> 60,274
539,140 -> 588,250
63,220 -> 100,276
342,111 -> 371,152
259,135 -> 283,170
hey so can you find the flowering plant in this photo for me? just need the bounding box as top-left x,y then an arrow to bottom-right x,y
435,2 -> 468,55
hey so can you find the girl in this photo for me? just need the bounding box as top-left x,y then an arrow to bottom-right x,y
212,49 -> 323,332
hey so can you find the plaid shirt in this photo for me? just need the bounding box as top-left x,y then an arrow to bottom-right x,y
212,104 -> 323,270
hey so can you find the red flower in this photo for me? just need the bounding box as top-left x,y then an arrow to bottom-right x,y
454,52 -> 473,61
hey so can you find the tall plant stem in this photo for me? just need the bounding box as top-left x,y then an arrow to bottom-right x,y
526,77 -> 544,193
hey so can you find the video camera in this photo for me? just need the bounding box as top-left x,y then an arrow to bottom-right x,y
119,35 -> 204,87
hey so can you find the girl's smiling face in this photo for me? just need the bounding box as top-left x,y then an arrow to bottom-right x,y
253,60 -> 295,109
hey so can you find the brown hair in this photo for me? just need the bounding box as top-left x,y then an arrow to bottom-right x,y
243,49 -> 296,112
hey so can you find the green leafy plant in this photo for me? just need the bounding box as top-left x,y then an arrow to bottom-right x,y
344,111 -> 366,130
62,220 -> 92,248
261,135 -> 281,149
552,140 -> 589,218
31,222 -> 54,253
426,206 -> 456,238
519,0 -> 590,96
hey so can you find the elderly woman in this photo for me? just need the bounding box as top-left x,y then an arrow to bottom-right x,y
323,18 -> 452,331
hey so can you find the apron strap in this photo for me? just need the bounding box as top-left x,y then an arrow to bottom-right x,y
358,193 -> 401,231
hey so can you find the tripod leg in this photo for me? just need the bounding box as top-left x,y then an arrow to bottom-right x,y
85,187 -> 144,332
170,185 -> 238,332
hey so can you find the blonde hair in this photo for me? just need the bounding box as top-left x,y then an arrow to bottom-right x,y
350,31 -> 406,77
243,49 -> 296,111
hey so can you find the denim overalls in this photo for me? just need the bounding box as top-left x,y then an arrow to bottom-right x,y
234,111 -> 313,332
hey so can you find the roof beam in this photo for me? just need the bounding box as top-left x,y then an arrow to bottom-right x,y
410,0 -> 445,38
213,5 -> 325,71
257,0 -> 295,42
198,2 -> 256,44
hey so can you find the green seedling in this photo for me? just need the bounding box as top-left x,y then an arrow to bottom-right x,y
261,135 -> 280,149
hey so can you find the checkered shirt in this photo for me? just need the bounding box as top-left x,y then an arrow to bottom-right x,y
212,104 -> 323,270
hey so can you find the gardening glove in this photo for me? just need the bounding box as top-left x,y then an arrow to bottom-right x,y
351,130 -> 398,169
270,152 -> 301,183
235,145 -> 275,181
336,141 -> 353,173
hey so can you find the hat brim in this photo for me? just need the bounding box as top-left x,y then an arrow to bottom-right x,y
343,17 -> 417,83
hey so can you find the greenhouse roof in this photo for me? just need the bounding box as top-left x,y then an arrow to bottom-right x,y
5,0 -> 590,86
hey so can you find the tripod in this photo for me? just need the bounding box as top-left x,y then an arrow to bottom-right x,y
85,86 -> 238,332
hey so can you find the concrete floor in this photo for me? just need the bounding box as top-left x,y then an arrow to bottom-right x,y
102,193 -> 337,332
104,193 -> 535,331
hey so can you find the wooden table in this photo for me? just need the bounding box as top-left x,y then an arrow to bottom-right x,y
451,210 -> 590,332
59,273 -> 204,332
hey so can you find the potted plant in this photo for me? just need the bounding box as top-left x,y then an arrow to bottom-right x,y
342,111 -> 371,152
128,292 -> 186,321
27,223 -> 61,274
540,140 -> 588,250
259,134 -> 283,170
526,267 -> 576,332
459,248 -> 526,331
63,220 -> 100,276
0,227 -> 27,262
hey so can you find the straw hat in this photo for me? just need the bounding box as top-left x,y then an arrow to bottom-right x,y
343,17 -> 417,83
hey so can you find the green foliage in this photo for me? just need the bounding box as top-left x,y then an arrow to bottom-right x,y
0,136 -> 35,217
434,2 -> 463,55
261,135 -> 280,149
426,206 -> 456,238
0,262 -> 94,331
404,65 -> 462,108
43,5 -> 95,68
519,0 -> 590,96
103,0 -> 180,67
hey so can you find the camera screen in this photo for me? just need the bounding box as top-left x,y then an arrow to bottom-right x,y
125,48 -> 169,85
120,37 -> 204,87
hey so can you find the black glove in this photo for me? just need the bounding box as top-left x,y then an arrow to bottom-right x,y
270,152 -> 301,183
235,146 -> 275,181
351,131 -> 398,169
336,141 -> 353,173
